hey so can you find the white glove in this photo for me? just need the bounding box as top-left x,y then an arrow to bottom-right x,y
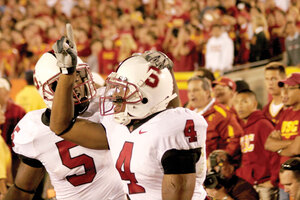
134,50 -> 173,70
52,23 -> 78,74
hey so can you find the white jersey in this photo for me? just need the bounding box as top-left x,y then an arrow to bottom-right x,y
102,107 -> 207,200
12,104 -> 125,200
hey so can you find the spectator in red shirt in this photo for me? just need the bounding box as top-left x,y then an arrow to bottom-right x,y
235,11 -> 251,64
0,77 -> 26,179
171,26 -> 198,72
212,76 -> 237,110
234,89 -> 280,200
222,0 -> 239,18
265,73 -> 300,200
75,28 -> 91,59
187,76 -> 242,158
98,38 -> 119,75
262,62 -> 286,125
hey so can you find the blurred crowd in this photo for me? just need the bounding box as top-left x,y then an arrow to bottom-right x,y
1,0 -> 300,78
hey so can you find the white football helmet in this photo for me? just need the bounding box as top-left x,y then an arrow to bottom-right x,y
100,54 -> 177,125
34,52 -> 97,112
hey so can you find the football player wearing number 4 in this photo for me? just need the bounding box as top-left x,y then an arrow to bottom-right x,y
49,24 -> 208,200
4,52 -> 126,200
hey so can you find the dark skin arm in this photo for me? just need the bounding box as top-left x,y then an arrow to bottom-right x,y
280,136 -> 300,157
264,130 -> 293,152
4,162 -> 45,200
49,73 -> 109,150
50,25 -> 109,150
162,173 -> 196,200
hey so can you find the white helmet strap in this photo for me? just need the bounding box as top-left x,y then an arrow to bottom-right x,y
150,93 -> 178,113
137,68 -> 156,87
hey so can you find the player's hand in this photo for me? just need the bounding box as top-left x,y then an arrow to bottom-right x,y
134,50 -> 173,70
52,23 -> 77,74
269,130 -> 281,140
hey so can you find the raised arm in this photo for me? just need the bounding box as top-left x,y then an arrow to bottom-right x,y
50,73 -> 75,134
49,24 -> 109,150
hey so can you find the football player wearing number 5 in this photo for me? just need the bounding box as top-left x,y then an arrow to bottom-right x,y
50,24 -> 208,200
234,89 -> 280,200
4,52 -> 126,200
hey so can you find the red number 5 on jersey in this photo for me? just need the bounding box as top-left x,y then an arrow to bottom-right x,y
116,142 -> 146,194
56,140 -> 96,186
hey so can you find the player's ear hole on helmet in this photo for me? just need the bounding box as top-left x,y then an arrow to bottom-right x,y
142,98 -> 148,104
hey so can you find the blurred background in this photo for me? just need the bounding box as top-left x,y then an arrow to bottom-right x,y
0,0 -> 300,106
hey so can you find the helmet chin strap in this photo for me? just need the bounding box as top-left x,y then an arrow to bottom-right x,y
114,112 -> 131,125
150,93 -> 177,113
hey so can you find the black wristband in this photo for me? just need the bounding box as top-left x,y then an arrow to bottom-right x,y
57,117 -> 77,136
14,184 -> 35,194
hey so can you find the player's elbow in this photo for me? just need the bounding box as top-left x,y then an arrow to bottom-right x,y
49,120 -> 69,135
162,174 -> 195,200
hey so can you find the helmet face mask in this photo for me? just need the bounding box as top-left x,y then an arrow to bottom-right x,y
100,73 -> 143,116
34,52 -> 97,110
100,55 -> 177,125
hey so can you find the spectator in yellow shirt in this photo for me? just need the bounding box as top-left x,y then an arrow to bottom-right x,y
15,70 -> 46,112
0,131 -> 12,199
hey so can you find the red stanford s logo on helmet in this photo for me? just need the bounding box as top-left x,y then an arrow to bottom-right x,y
100,55 -> 177,125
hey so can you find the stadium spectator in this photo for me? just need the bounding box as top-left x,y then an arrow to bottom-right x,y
87,39 -> 102,73
98,37 -> 118,75
0,132 -> 12,199
235,11 -> 252,64
279,158 -> 300,200
0,39 -> 17,78
170,26 -> 198,72
205,24 -> 234,73
234,89 -> 280,200
15,70 -> 46,112
193,68 -> 216,83
249,14 -> 271,62
212,77 -> 237,109
284,20 -> 300,66
265,73 -> 300,200
262,62 -> 286,125
0,77 -> 26,179
187,76 -> 242,158
205,150 -> 259,200
235,79 -> 250,93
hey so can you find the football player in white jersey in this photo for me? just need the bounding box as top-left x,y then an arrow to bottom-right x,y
4,52 -> 126,200
49,24 -> 208,200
